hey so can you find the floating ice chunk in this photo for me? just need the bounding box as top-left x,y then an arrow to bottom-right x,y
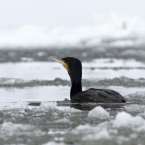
3,101 -> 28,110
40,102 -> 57,109
126,91 -> 145,100
73,122 -> 110,134
14,101 -> 28,109
21,57 -> 33,62
116,136 -> 130,144
1,122 -> 45,137
3,78 -> 16,84
48,129 -> 67,135
72,122 -> 117,141
37,51 -> 46,57
43,141 -> 65,145
88,106 -> 110,119
74,124 -> 91,133
0,78 -> 24,85
1,122 -> 33,132
126,104 -> 145,113
82,129 -> 111,140
109,40 -> 134,47
113,112 -> 145,128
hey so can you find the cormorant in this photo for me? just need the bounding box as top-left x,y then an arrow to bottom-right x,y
50,56 -> 126,103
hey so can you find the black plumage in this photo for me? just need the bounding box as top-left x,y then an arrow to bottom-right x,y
72,88 -> 126,103
50,56 -> 126,103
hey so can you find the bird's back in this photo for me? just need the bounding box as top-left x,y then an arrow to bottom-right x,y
71,88 -> 126,103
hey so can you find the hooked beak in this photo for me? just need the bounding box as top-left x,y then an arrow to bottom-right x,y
49,56 -> 68,70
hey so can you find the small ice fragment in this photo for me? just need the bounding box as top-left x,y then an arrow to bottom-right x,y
3,101 -> 28,110
82,129 -> 111,140
21,57 -> 33,62
73,123 -> 113,141
43,141 -> 65,145
1,122 -> 45,137
37,51 -> 46,57
126,104 -> 145,113
74,124 -> 91,132
88,106 -> 110,119
40,102 -> 57,109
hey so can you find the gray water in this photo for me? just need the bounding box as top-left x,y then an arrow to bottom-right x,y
1,49 -> 145,145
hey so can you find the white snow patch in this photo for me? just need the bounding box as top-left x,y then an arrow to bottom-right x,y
88,106 -> 110,119
113,112 -> 145,128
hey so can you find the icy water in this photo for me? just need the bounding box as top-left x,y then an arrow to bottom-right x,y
1,57 -> 145,145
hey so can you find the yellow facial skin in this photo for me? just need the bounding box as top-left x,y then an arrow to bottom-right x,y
49,56 -> 68,71
61,61 -> 68,70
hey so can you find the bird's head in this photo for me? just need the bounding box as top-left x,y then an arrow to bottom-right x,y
50,56 -> 82,83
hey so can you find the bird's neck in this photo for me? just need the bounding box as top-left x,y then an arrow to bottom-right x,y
68,66 -> 82,99
70,81 -> 82,99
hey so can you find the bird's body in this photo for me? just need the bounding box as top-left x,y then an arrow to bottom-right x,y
50,56 -> 126,103
71,88 -> 125,103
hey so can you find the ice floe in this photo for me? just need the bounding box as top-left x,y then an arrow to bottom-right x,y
88,106 -> 110,119
0,77 -> 145,88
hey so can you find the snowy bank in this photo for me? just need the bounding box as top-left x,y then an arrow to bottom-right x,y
0,14 -> 145,48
